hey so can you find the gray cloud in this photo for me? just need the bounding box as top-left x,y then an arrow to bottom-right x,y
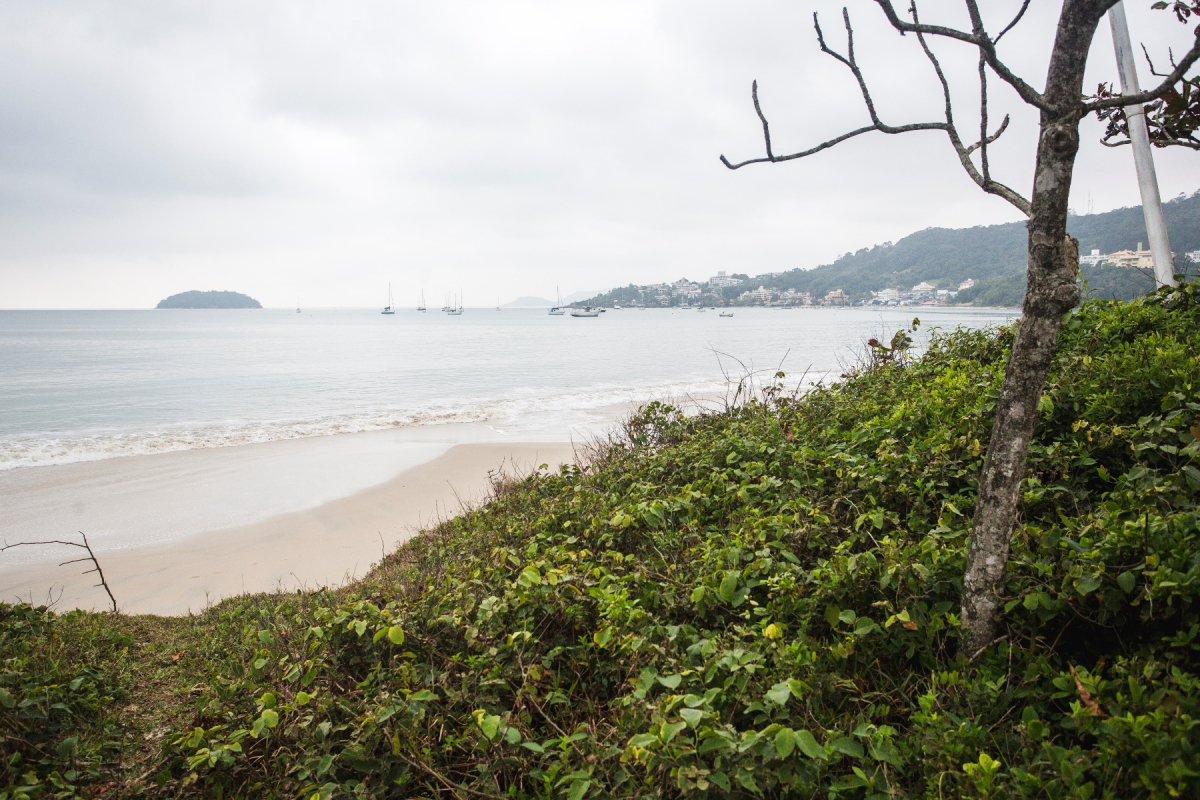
0,0 -> 1197,308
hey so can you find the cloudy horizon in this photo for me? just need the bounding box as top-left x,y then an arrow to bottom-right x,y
2,0 -> 1198,309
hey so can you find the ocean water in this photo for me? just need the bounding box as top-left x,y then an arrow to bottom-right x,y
0,306 -> 1016,471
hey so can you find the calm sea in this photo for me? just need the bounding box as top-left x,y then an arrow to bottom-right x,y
0,306 -> 1015,471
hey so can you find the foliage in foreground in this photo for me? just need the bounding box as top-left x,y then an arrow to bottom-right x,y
3,286 -> 1200,798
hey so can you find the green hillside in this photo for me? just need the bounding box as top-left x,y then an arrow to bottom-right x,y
5,287 -> 1200,798
765,190 -> 1200,306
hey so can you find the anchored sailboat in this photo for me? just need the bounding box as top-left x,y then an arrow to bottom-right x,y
417,290 -> 426,312
381,283 -> 395,315
548,287 -> 565,316
446,290 -> 464,315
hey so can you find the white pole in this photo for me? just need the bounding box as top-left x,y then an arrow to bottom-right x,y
1108,2 -> 1176,287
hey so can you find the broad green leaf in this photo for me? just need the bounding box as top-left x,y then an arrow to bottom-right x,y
793,729 -> 825,760
409,690 -> 436,702
1117,571 -> 1136,594
521,740 -> 545,753
593,627 -> 614,646
567,780 -> 590,800
317,754 -> 334,776
786,678 -> 806,699
831,736 -> 862,758
825,605 -> 841,628
736,768 -> 760,793
718,571 -> 739,603
838,609 -> 857,625
765,681 -> 791,705
504,726 -> 522,744
679,707 -> 704,728
661,721 -> 687,742
260,709 -> 279,729
657,673 -> 682,690
775,727 -> 795,759
1076,575 -> 1102,595
709,771 -> 731,792
628,733 -> 658,748
387,626 -> 405,645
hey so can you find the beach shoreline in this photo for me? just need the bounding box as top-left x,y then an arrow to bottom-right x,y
0,441 -> 576,616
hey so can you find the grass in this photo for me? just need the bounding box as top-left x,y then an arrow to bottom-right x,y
3,284 -> 1200,799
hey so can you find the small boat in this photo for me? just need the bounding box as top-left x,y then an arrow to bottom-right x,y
296,296 -> 301,314
446,291 -> 464,315
720,311 -> 735,317
417,290 -> 426,312
570,306 -> 600,317
496,295 -> 501,311
549,286 -> 565,316
613,304 -> 622,310
382,283 -> 395,314
697,307 -> 706,313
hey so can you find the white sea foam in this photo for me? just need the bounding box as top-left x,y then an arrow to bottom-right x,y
0,379 -> 730,471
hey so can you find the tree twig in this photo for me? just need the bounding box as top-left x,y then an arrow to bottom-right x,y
1,531 -> 117,612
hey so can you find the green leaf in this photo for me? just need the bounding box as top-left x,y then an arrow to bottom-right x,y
718,571 -> 739,603
661,721 -> 687,742
519,565 -> 542,586
765,681 -> 791,706
409,690 -> 436,702
260,709 -> 279,729
317,754 -> 334,776
775,727 -> 795,759
838,609 -> 857,625
0,688 -> 15,709
1023,592 -> 1040,611
387,626 -> 405,645
504,726 -> 522,744
690,586 -> 705,603
825,605 -> 841,628
474,711 -> 501,740
657,673 -> 682,690
679,707 -> 704,728
793,729 -> 825,760
628,734 -> 658,748
709,771 -> 731,792
1076,575 -> 1102,595
353,620 -> 367,637
736,768 -> 760,793
786,678 -> 806,698
831,736 -> 863,758
593,627 -> 614,647
567,780 -> 590,800
520,740 -> 545,753
1117,571 -> 1136,594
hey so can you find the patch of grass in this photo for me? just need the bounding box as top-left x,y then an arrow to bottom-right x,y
4,285 -> 1200,798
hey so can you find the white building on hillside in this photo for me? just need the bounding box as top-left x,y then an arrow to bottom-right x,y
708,271 -> 741,287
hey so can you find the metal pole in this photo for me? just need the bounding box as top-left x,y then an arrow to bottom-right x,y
1108,2 -> 1176,287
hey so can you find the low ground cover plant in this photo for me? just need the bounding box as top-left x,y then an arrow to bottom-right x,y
3,286 -> 1199,798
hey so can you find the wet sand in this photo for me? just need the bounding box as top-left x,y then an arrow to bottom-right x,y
0,442 -> 575,615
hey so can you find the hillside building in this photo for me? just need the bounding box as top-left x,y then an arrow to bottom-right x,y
708,271 -> 741,288
958,278 -> 975,291
823,289 -> 849,306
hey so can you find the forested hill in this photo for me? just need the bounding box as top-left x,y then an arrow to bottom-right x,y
763,190 -> 1200,305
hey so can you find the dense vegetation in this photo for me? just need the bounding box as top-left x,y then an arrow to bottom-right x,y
4,286 -> 1200,798
583,192 -> 1200,308
156,291 -> 262,309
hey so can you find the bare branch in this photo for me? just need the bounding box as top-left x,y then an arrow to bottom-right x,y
871,0 -> 1050,111
911,15 -> 1031,215
1086,29 -> 1200,111
1,531 -> 117,612
993,0 -> 1032,44
965,114 -> 1011,156
751,80 -> 773,160
720,10 -> 949,170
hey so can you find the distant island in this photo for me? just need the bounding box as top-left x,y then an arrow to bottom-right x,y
156,290 -> 262,309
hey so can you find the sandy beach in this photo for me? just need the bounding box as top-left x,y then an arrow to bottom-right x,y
0,441 -> 575,615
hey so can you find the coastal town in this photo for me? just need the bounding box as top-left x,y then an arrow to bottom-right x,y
584,244 -> 1200,309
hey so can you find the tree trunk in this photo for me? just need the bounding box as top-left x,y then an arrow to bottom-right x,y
960,1 -> 1109,656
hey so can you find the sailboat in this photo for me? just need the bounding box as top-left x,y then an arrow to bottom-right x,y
417,290 -> 426,312
496,295 -> 501,311
446,291 -> 464,315
296,296 -> 301,314
381,283 -> 395,315
548,287 -> 565,316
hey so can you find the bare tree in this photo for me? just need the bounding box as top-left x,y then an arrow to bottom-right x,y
721,0 -> 1200,655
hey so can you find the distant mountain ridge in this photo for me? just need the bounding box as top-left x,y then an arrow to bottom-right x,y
156,290 -> 262,309
762,191 -> 1200,306
580,191 -> 1199,308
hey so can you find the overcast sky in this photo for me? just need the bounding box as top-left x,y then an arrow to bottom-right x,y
1,1 -> 1198,309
